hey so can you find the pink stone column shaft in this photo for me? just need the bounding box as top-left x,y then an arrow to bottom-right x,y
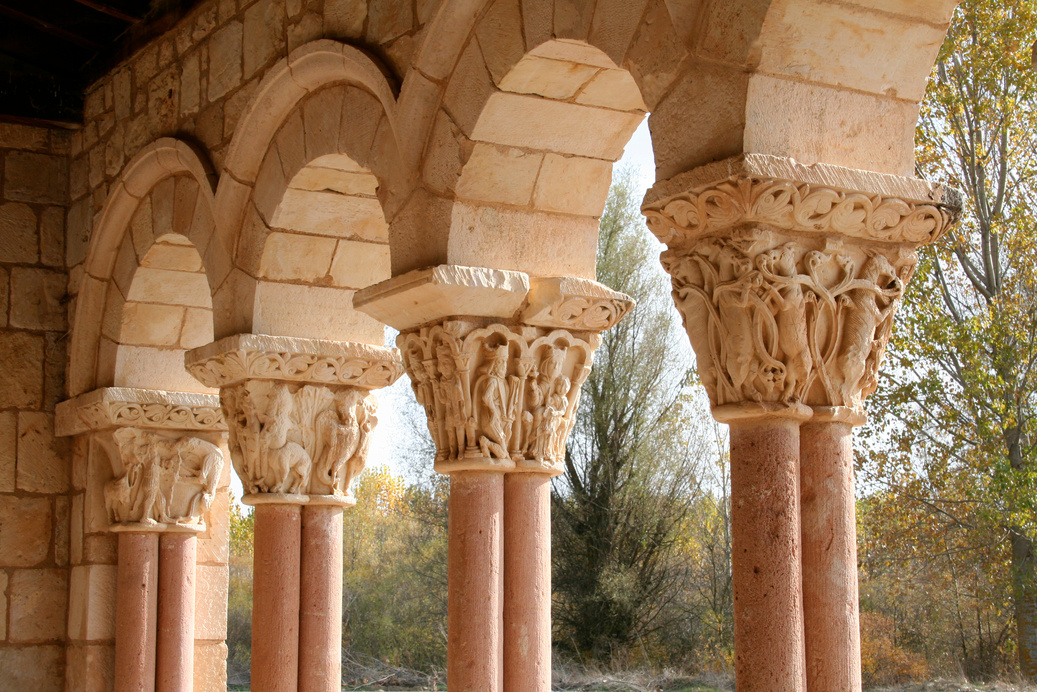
448,471 -> 504,692
299,505 -> 344,692
729,418 -> 806,692
503,473 -> 551,692
115,531 -> 160,692
156,533 -> 196,692
252,503 -> 302,692
801,420 -> 862,692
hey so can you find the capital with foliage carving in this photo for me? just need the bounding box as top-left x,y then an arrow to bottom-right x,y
641,155 -> 962,422
185,334 -> 402,505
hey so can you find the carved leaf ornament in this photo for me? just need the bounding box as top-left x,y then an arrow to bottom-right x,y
79,400 -> 224,431
643,178 -> 955,250
398,322 -> 599,475
187,349 -> 404,389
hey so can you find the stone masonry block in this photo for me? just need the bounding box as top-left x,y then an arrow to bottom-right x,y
17,412 -> 69,494
0,644 -> 65,691
9,268 -> 67,331
9,568 -> 68,642
0,331 -> 44,408
0,203 -> 38,263
3,152 -> 67,204
0,497 -> 52,567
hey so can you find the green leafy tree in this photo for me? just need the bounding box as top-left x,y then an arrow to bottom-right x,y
551,167 -> 706,660
861,0 -> 1037,678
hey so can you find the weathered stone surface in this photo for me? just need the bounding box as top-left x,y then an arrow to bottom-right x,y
10,268 -> 68,331
9,568 -> 68,642
0,497 -> 52,567
120,302 -> 186,347
354,264 -> 530,330
0,644 -> 65,690
0,203 -> 38,263
17,412 -> 69,493
65,643 -> 114,692
195,564 -> 229,640
259,232 -> 337,281
0,331 -> 44,409
0,571 -> 6,639
531,153 -> 613,216
329,239 -> 391,289
193,641 -> 228,691
208,22 -> 244,102
455,144 -> 541,206
39,207 -> 64,268
3,152 -> 67,204
67,564 -> 117,641
0,410 -> 15,492
498,55 -> 599,99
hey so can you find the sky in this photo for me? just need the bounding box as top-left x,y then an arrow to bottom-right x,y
230,117 -> 658,499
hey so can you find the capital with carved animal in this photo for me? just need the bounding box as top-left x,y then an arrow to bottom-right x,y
185,334 -> 404,506
641,155 -> 963,424
354,266 -> 634,475
55,387 -> 228,532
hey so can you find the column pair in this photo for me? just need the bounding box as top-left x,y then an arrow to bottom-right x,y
355,266 -> 633,692
642,155 -> 961,692
56,387 -> 228,692
185,334 -> 403,692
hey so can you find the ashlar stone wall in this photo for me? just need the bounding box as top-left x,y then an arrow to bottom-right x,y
0,122 -> 72,690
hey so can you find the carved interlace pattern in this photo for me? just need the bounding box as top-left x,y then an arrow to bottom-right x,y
78,400 -> 224,432
661,230 -> 913,410
643,178 -> 956,249
398,322 -> 599,474
221,382 -> 376,498
105,427 -> 224,528
187,349 -> 404,390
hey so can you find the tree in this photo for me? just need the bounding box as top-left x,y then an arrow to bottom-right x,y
551,166 -> 710,659
861,0 -> 1037,678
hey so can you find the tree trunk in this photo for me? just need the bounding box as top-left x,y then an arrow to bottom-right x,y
1009,430 -> 1037,681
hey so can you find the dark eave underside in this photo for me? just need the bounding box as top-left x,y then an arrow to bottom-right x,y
0,0 -> 201,126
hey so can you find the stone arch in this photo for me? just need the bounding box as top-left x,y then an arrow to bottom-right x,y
69,138 -> 218,396
444,40 -> 647,278
212,40 -> 403,344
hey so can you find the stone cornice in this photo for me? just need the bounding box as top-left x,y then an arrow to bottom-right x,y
184,333 -> 405,390
642,154 -> 962,249
354,265 -> 634,333
55,387 -> 225,437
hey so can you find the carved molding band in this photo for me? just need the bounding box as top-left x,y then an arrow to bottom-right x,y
398,320 -> 600,475
643,178 -> 957,250
185,334 -> 404,390
105,427 -> 225,531
521,276 -> 635,332
55,387 -> 226,438
221,381 -> 376,502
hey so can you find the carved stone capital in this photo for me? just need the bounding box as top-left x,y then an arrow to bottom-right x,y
55,387 -> 228,532
185,334 -> 402,504
356,266 -> 633,475
103,427 -> 225,532
398,319 -> 600,475
643,157 -> 962,421
219,380 -> 378,504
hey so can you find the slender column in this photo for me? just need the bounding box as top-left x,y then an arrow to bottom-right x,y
727,414 -> 807,692
157,533 -> 197,692
642,155 -> 961,692
299,504 -> 345,692
449,471 -> 505,692
252,503 -> 302,692
115,532 -> 160,692
503,473 -> 552,692
186,334 -> 403,692
801,412 -> 863,692
354,268 -> 633,692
